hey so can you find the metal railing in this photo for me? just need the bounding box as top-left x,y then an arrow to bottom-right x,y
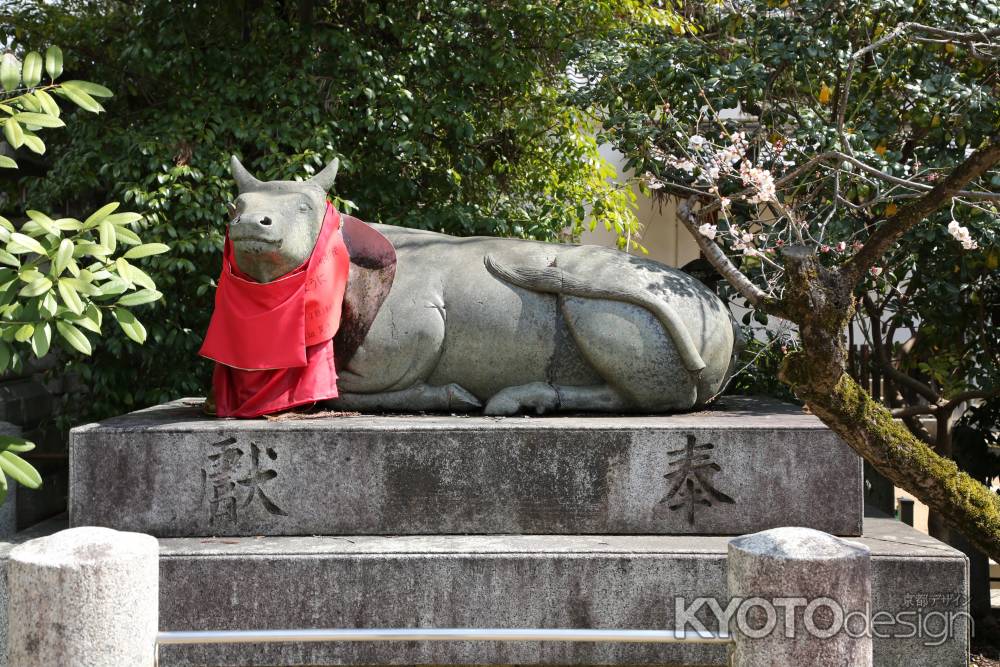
156,628 -> 731,646
154,628 -> 731,666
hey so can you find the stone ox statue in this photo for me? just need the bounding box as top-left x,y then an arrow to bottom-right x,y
226,157 -> 739,415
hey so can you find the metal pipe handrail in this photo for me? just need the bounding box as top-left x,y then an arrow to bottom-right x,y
156,627 -> 732,646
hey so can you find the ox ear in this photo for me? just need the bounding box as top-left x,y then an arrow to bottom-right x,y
230,155 -> 263,193
309,158 -> 339,192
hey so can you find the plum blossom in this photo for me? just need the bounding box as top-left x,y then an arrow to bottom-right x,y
718,132 -> 747,164
698,223 -> 718,240
947,221 -> 978,250
870,266 -> 883,277
836,241 -> 846,252
739,163 -> 777,203
668,156 -> 697,174
688,134 -> 708,150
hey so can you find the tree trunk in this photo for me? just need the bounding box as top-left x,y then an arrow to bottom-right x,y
781,359 -> 1000,562
775,244 -> 1000,562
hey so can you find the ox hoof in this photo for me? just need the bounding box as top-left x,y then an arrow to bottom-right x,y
445,384 -> 482,411
484,383 -> 559,416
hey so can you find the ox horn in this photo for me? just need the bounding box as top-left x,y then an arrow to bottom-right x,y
309,157 -> 340,192
230,155 -> 263,193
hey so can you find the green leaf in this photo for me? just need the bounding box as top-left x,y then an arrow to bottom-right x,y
0,216 -> 12,232
55,85 -> 104,113
58,279 -> 84,315
115,227 -> 141,245
54,218 -> 82,232
0,250 -> 20,268
30,321 -> 51,358
83,202 -> 120,229
14,324 -> 33,342
21,52 -> 42,88
18,268 -> 43,283
44,46 -> 63,81
67,307 -> 101,334
105,212 -> 143,226
124,243 -> 170,259
19,277 -> 52,298
34,89 -> 59,117
0,451 -> 42,489
0,341 -> 10,373
3,119 -> 24,150
98,220 -> 116,253
0,156 -> 16,169
26,210 -> 60,237
0,53 -> 20,92
8,233 -> 45,255
61,277 -> 101,296
15,112 -> 65,128
117,289 -> 162,307
0,436 -> 34,453
61,80 -> 114,98
127,264 -> 155,290
21,133 -> 45,155
56,319 -> 92,355
99,277 -> 130,296
0,471 -> 7,507
85,302 -> 102,329
39,292 -> 57,319
54,238 -> 74,275
114,308 -> 147,344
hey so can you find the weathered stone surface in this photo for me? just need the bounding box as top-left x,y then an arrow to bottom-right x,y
0,513 -> 968,667
728,527 -> 872,666
6,526 -> 158,667
150,513 -> 963,666
70,396 -> 863,537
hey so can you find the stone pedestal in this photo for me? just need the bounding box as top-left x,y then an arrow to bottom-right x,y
6,527 -> 158,667
70,396 -> 862,537
39,396 -> 968,666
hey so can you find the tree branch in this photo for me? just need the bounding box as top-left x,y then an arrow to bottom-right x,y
845,135 -> 1000,281
676,197 -> 780,313
860,294 -> 939,403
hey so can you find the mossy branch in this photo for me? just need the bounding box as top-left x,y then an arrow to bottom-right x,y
782,354 -> 1000,560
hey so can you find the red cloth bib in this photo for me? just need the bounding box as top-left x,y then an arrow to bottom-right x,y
199,203 -> 350,417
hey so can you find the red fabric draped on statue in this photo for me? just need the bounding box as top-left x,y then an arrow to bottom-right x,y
199,203 -> 350,417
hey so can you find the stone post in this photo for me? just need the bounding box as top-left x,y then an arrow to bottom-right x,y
7,527 -> 158,667
727,527 -> 872,667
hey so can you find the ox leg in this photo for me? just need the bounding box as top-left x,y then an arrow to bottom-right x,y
484,382 -> 628,416
332,382 -> 482,413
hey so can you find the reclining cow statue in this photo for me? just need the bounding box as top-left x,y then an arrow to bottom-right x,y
213,156 -> 740,416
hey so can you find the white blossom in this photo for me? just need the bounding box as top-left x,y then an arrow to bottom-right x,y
739,163 -> 777,203
688,134 -> 708,150
698,223 -> 718,240
947,221 -> 978,250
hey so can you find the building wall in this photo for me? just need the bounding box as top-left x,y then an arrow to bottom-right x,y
580,144 -> 701,268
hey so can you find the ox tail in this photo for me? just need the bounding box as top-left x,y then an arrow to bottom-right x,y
484,255 -> 706,373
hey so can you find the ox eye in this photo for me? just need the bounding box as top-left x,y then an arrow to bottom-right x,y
298,203 -> 311,212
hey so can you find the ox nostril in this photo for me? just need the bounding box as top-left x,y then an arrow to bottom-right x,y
259,216 -> 272,226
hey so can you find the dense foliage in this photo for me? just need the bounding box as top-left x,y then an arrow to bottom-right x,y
574,0 -> 998,427
0,43 -> 168,501
2,0 -> 655,418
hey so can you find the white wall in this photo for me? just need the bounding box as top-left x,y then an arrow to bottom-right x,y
580,143 -> 701,268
